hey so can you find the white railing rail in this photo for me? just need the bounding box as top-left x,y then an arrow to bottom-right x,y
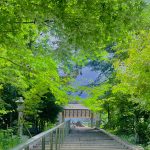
11,121 -> 70,150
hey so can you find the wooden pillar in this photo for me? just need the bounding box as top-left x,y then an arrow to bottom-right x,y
95,113 -> 100,128
91,112 -> 94,128
58,111 -> 65,124
62,111 -> 65,122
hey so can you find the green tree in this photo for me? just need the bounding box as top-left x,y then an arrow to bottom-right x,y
0,0 -> 149,146
113,31 -> 150,110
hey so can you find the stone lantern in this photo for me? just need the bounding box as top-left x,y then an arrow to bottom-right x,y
16,97 -> 24,137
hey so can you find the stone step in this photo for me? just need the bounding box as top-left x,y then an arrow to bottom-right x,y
32,148 -> 126,150
36,143 -> 124,146
31,127 -> 129,150
60,148 -> 127,150
59,127 -> 128,150
61,145 -> 125,148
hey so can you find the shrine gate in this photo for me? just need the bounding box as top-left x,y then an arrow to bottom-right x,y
58,104 -> 100,128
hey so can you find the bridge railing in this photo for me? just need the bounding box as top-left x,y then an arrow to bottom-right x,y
12,121 -> 70,150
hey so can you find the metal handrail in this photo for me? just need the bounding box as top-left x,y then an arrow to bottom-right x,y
11,121 -> 70,150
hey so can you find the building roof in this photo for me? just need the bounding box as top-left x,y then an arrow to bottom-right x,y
64,104 -> 89,110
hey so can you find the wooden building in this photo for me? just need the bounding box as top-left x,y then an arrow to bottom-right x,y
58,104 -> 100,128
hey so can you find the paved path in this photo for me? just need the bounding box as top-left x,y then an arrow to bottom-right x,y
60,127 -> 129,150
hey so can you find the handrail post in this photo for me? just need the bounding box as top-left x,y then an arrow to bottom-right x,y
42,136 -> 45,150
68,120 -> 70,133
60,127 -> 62,145
58,127 -> 61,150
50,132 -> 53,150
67,120 -> 70,134
55,128 -> 58,150
62,124 -> 64,143
61,125 -> 63,144
65,122 -> 67,137
25,146 -> 29,150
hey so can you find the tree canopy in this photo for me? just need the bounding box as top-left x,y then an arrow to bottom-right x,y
0,0 -> 150,147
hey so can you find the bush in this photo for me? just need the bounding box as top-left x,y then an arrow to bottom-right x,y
145,144 -> 150,150
0,129 -> 21,150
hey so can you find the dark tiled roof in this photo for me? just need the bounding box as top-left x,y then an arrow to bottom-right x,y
64,104 -> 89,110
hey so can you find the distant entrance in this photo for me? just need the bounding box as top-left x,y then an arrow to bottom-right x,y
63,104 -> 91,118
58,104 -> 100,128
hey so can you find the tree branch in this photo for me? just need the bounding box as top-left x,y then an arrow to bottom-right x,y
0,56 -> 37,74
14,19 -> 54,24
14,21 -> 36,24
0,56 -> 22,67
